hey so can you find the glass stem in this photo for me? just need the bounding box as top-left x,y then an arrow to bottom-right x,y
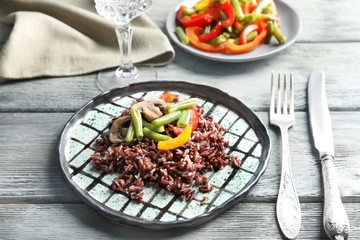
115,24 -> 138,78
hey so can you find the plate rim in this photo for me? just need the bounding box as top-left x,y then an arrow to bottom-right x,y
165,0 -> 302,62
58,81 -> 271,229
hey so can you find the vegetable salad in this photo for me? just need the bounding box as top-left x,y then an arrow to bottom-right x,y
175,0 -> 286,54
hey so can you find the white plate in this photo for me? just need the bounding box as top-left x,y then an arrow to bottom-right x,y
166,0 -> 302,62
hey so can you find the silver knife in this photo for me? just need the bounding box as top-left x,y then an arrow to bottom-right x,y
308,70 -> 350,240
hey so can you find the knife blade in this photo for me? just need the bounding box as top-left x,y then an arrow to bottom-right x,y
308,70 -> 350,240
308,70 -> 334,157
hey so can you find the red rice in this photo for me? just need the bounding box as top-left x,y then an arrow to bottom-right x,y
91,105 -> 241,203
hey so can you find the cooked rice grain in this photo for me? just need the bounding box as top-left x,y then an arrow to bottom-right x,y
91,106 -> 241,202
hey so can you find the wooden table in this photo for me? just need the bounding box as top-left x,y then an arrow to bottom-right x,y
1,0 -> 359,239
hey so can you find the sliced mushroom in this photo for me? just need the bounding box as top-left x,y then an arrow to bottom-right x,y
131,99 -> 167,122
109,116 -> 131,143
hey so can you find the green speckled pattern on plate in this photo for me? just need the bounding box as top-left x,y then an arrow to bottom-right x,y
58,81 -> 271,229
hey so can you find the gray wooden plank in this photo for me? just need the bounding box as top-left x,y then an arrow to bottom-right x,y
0,112 -> 78,202
1,1 -> 358,239
1,112 -> 359,203
0,202 -> 358,239
1,42 -> 360,112
0,73 -> 100,112
160,43 -> 360,113
288,0 -> 360,43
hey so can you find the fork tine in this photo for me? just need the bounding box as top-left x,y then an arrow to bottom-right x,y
283,73 -> 288,115
270,71 -> 275,114
290,72 -> 294,114
276,73 -> 282,114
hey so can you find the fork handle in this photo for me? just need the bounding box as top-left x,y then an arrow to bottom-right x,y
321,154 -> 350,240
276,127 -> 301,239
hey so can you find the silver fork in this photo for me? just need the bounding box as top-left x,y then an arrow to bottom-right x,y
270,72 -> 301,239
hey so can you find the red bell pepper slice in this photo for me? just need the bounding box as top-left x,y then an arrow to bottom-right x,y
204,3 -> 222,20
225,21 -> 268,53
241,2 -> 247,13
198,20 -> 223,43
159,92 -> 174,103
177,6 -> 213,27
169,107 -> 199,135
248,4 -> 256,13
258,1 -> 279,22
190,2 -> 221,19
185,26 -> 226,53
233,20 -> 242,29
221,0 -> 235,28
242,1 -> 256,13
239,24 -> 260,44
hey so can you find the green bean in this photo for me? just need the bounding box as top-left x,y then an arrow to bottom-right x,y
264,21 -> 274,44
239,0 -> 247,4
235,23 -> 249,35
202,25 -> 211,35
273,23 -> 286,44
231,0 -> 244,21
262,6 -> 271,14
175,27 -> 189,45
224,26 -> 237,38
182,8 -> 196,16
250,0 -> 257,5
246,31 -> 258,42
233,37 -> 240,45
209,35 -> 227,45
235,14 -> 259,35
125,120 -> 135,143
130,108 -> 143,140
177,109 -> 191,127
224,26 -> 234,35
143,128 -> 172,142
151,111 -> 181,127
167,98 -> 197,113
265,15 -> 278,21
223,32 -> 231,39
235,27 -> 243,35
243,14 -> 259,23
142,119 -> 165,132
220,10 -> 227,21
166,102 -> 174,114
254,0 -> 273,14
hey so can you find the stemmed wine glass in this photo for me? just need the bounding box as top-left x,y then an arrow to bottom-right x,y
94,0 -> 155,91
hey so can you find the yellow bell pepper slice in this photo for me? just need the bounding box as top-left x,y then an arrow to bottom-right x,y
158,124 -> 192,150
195,0 -> 211,12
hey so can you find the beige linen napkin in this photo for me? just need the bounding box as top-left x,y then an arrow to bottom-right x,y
0,0 -> 175,82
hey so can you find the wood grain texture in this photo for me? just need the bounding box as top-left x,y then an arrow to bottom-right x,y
1,0 -> 359,238
1,42 -> 360,112
1,111 -> 359,203
1,0 -> 360,112
0,203 -> 358,239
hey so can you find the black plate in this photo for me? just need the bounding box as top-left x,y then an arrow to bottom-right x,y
58,81 -> 271,229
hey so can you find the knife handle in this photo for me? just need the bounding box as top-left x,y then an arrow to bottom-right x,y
321,155 -> 350,240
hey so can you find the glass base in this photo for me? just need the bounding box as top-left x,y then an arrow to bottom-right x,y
96,66 -> 157,92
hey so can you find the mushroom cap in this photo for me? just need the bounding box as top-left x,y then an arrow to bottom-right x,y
131,99 -> 167,122
109,116 -> 131,143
